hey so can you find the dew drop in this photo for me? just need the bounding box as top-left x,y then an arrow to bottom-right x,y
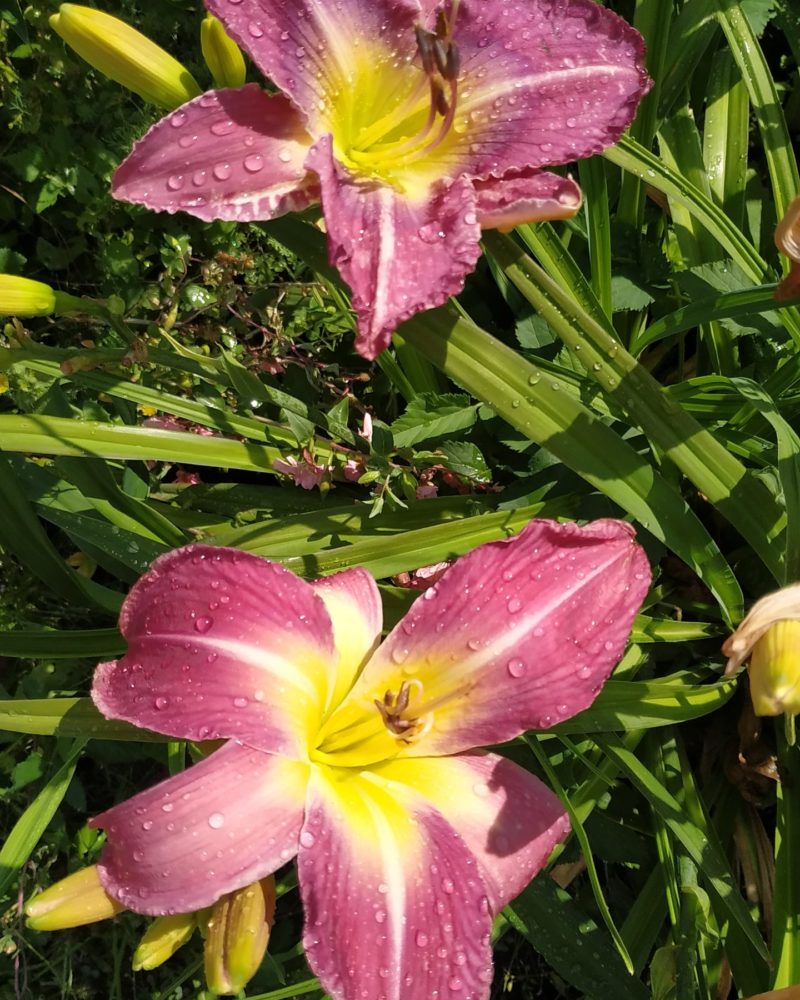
278,147 -> 293,163
167,174 -> 184,191
507,657 -> 526,678
233,696 -> 248,708
213,162 -> 232,181
507,597 -> 522,613
300,829 -> 316,848
154,696 -> 169,710
194,616 -> 213,633
243,153 -> 264,173
415,930 -> 429,947
208,812 -> 225,829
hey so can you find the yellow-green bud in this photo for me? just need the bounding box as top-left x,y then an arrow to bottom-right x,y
49,4 -> 201,109
133,912 -> 197,971
204,877 -> 276,995
0,275 -> 56,316
0,274 -> 101,317
724,583 -> 800,716
25,865 -> 125,931
748,620 -> 800,716
200,15 -> 246,89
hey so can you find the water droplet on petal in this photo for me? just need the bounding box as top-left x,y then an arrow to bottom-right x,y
208,812 -> 225,829
508,597 -> 522,613
213,162 -> 232,181
167,174 -> 184,191
299,829 -> 316,848
243,153 -> 264,173
194,616 -> 213,633
277,147 -> 293,163
415,930 -> 429,947
154,696 -> 169,710
507,658 -> 526,678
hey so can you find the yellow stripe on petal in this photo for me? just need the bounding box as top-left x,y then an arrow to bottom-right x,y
50,4 -> 201,109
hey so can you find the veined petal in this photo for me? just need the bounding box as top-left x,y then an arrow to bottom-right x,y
113,86 -> 317,223
308,135 -> 481,358
204,0 -> 421,134
436,0 -> 650,179
312,568 -> 383,712
474,169 -> 583,231
325,519 -> 650,756
92,545 -> 336,758
373,753 -> 569,912
91,742 -> 309,915
299,765 -> 494,1000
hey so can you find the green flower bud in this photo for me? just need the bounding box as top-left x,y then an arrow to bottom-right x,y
204,877 -> 276,995
200,15 -> 246,89
133,912 -> 197,971
26,865 -> 125,931
50,4 -> 201,109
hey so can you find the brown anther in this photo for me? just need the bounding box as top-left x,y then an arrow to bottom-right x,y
374,681 -> 423,738
414,25 -> 437,76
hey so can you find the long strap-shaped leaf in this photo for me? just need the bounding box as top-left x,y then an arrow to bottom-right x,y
716,0 -> 800,222
0,415 -> 283,472
595,733 -> 769,962
483,230 -> 785,585
400,306 -> 742,621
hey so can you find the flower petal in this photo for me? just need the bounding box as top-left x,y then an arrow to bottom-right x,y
327,519 -> 650,756
204,0 -> 420,133
299,765 -> 494,1000
307,134 -> 481,358
92,545 -> 336,758
474,169 -> 583,231
439,0 -> 650,178
373,752 -> 569,912
312,569 -> 383,711
91,742 -> 309,915
113,85 -> 317,223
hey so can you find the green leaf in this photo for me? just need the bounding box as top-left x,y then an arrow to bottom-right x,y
0,740 -> 86,897
0,699 -> 164,742
391,393 -> 479,448
596,734 -> 770,962
0,628 -> 124,659
506,876 -> 649,1000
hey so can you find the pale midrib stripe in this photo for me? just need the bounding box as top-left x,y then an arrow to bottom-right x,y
142,633 -> 321,700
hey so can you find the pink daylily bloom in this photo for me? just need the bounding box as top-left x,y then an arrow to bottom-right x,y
87,519 -> 649,1000
112,0 -> 651,358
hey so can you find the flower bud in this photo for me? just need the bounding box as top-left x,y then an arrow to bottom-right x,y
133,912 -> 197,971
204,877 -> 276,995
50,4 -> 201,109
723,584 -> 800,716
0,275 -> 55,316
0,274 -> 100,317
200,15 -> 246,89
25,865 -> 125,931
748,620 -> 800,716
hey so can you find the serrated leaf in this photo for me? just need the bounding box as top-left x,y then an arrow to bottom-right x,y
391,393 -> 478,447
437,440 -> 491,482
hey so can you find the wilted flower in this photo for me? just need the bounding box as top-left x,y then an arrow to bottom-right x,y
32,519 -> 649,1000
724,584 -> 800,716
50,3 -> 201,109
775,194 -> 800,301
272,451 -> 332,490
112,0 -> 651,357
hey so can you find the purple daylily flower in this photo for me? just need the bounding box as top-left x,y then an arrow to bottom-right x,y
86,519 -> 650,1000
113,0 -> 651,358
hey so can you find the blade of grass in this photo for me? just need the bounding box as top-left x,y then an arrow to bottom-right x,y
596,733 -> 770,962
483,230 -> 783,588
0,739 -> 86,897
526,734 -> 634,973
